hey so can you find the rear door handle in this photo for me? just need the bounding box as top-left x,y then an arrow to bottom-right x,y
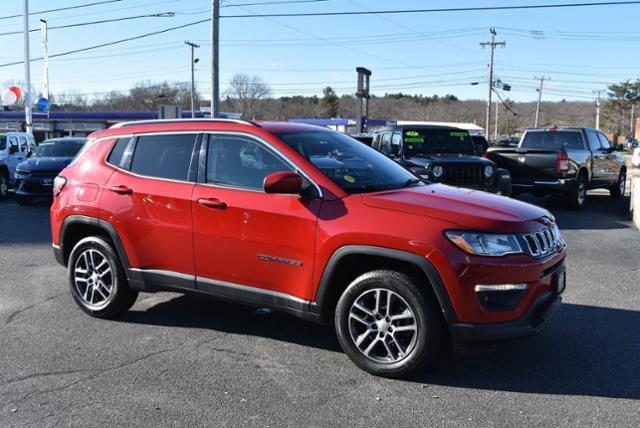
197,197 -> 227,210
110,185 -> 133,195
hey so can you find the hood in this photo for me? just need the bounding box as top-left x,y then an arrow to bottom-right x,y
17,156 -> 73,172
361,184 -> 550,232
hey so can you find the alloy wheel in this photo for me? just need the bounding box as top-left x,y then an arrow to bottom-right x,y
73,248 -> 114,310
620,174 -> 626,195
578,181 -> 586,205
348,288 -> 418,364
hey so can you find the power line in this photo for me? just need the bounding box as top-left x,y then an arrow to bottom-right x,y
0,13 -> 176,37
0,0 -> 123,21
0,18 -> 210,68
220,1 -> 640,18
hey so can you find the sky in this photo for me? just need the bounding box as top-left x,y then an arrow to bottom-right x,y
1,0 -> 640,104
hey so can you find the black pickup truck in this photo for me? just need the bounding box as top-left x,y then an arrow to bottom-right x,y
371,125 -> 512,195
488,126 -> 627,208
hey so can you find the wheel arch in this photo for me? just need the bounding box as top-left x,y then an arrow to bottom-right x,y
60,215 -> 131,271
313,246 -> 457,325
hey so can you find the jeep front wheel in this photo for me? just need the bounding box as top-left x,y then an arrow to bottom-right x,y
68,236 -> 138,318
335,270 -> 442,378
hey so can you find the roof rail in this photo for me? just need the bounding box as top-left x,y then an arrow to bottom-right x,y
109,118 -> 258,129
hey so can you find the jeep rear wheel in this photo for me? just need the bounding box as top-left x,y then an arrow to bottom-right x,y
335,270 -> 442,378
0,174 -> 8,200
68,236 -> 138,318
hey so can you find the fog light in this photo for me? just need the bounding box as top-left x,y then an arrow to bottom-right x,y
475,283 -> 528,292
475,283 -> 528,311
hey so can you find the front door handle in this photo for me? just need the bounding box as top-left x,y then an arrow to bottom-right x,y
110,185 -> 133,195
197,197 -> 227,210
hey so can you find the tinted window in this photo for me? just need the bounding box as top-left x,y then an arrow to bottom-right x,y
521,130 -> 584,150
35,139 -> 85,157
275,129 -> 420,194
207,135 -> 292,190
130,134 -> 196,181
585,129 -> 601,151
0,135 -> 5,150
597,133 -> 612,150
107,138 -> 130,168
403,128 -> 476,155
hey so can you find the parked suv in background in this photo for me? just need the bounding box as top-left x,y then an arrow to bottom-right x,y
51,119 -> 566,378
14,137 -> 86,205
0,131 -> 37,200
372,125 -> 512,195
488,126 -> 627,208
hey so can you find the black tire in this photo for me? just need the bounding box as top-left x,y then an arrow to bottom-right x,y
567,175 -> 588,209
15,195 -> 32,206
610,169 -> 626,199
67,236 -> 138,319
335,270 -> 442,378
0,173 -> 8,201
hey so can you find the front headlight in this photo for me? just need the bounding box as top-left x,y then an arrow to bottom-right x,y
484,165 -> 495,178
15,168 -> 31,175
445,231 -> 523,256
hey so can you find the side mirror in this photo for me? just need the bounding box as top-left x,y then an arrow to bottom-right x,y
475,143 -> 487,156
615,144 -> 624,152
264,171 -> 303,195
390,144 -> 400,157
26,151 -> 33,158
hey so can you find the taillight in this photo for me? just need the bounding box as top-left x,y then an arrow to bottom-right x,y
53,176 -> 67,196
557,152 -> 569,173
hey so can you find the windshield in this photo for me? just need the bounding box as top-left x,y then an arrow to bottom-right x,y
275,129 -> 421,194
403,128 -> 476,156
35,139 -> 85,157
521,131 -> 584,150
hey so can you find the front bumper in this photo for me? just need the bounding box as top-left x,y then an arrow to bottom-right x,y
15,175 -> 55,198
53,243 -> 65,266
449,290 -> 562,344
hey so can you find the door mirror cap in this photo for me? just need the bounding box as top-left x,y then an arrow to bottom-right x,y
263,171 -> 303,194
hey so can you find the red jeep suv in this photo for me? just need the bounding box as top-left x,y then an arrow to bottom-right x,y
51,119 -> 566,378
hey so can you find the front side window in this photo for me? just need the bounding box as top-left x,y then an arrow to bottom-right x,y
402,128 -> 476,156
18,136 -> 27,152
130,134 -> 196,181
206,135 -> 292,190
275,129 -> 420,194
35,139 -> 85,157
597,133 -> 612,150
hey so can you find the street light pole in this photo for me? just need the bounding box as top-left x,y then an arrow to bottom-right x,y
23,0 -> 33,133
211,0 -> 220,118
185,41 -> 200,118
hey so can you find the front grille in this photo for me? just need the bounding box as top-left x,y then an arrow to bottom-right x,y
441,163 -> 484,186
31,170 -> 59,177
523,225 -> 564,257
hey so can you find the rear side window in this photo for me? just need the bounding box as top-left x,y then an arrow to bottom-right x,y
521,131 -> 584,150
585,129 -> 601,151
130,134 -> 196,181
107,138 -> 131,168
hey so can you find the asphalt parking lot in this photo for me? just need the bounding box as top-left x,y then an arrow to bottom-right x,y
1,191 -> 639,427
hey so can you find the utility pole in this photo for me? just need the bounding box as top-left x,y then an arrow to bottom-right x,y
631,104 -> 635,137
594,90 -> 601,129
480,28 -> 505,140
23,0 -> 33,133
534,76 -> 549,127
494,98 -> 499,140
185,41 -> 200,118
211,0 -> 220,118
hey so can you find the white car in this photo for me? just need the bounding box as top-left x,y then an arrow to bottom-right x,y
0,132 -> 37,200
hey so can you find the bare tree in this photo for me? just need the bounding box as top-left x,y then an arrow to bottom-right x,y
226,73 -> 271,119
